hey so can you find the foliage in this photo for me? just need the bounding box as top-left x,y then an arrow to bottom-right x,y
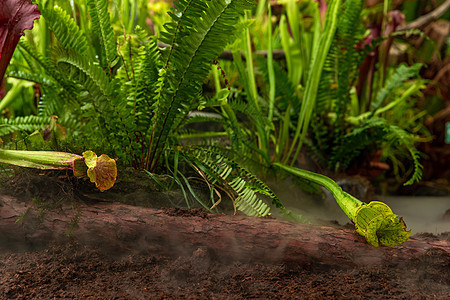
1,0 -> 286,217
276,0 -> 427,185
0,0 -> 440,232
212,0 -> 425,186
181,146 -> 282,217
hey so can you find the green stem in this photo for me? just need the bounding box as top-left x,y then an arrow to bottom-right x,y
0,83 -> 24,112
177,132 -> 228,139
273,163 -> 362,220
212,64 -> 221,95
244,10 -> 258,108
285,0 -> 342,165
0,149 -> 82,170
378,0 -> 392,88
347,82 -> 422,125
267,3 -> 275,122
255,0 -> 267,18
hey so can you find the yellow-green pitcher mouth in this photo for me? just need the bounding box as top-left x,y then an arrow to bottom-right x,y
274,163 -> 411,247
354,201 -> 410,247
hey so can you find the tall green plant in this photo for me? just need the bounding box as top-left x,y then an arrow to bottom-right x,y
3,0 -> 282,217
217,0 -> 341,166
285,0 -> 341,165
307,0 -> 426,184
145,0 -> 256,171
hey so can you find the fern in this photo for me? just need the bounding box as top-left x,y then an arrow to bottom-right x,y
385,124 -> 423,185
41,6 -> 90,56
308,2 -> 426,181
329,117 -> 386,170
220,103 -> 269,162
178,112 -> 223,127
182,146 -> 282,217
37,88 -> 63,117
17,40 -> 79,106
53,46 -> 136,161
130,29 -> 162,133
146,0 -> 256,171
330,117 -> 423,184
258,58 -> 300,114
334,0 -> 364,123
87,0 -> 119,71
312,0 -> 364,150
0,116 -> 51,136
7,70 -> 54,88
371,63 -> 423,111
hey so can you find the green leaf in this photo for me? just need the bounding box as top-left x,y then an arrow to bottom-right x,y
146,0 -> 255,171
372,63 -> 423,111
87,0 -> 119,70
41,6 -> 90,56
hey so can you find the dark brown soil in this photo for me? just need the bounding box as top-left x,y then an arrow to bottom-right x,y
0,235 -> 449,299
1,170 -> 449,299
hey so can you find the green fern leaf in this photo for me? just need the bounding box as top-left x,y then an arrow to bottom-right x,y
7,70 -> 54,87
53,47 -> 135,161
372,63 -> 423,111
146,0 -> 256,171
87,0 -> 119,70
0,116 -> 51,136
182,146 -> 281,217
41,6 -> 90,56
17,40 -> 79,106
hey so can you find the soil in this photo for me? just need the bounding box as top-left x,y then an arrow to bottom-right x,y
0,236 -> 449,299
1,169 -> 449,299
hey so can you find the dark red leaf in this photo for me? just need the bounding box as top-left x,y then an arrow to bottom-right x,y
0,0 -> 40,83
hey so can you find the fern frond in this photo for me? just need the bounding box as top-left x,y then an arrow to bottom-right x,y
385,124 -> 423,185
7,70 -> 54,87
227,99 -> 271,129
334,0 -> 364,122
310,0 -> 367,168
0,116 -> 51,136
329,117 -> 385,170
132,30 -> 162,132
176,112 -> 225,130
53,46 -> 135,161
87,0 -> 119,70
146,0 -> 255,171
314,0 -> 364,119
220,103 -> 269,161
37,88 -> 63,116
42,6 -> 90,56
372,63 -> 423,111
17,40 -> 79,106
182,146 -> 282,217
330,117 -> 423,184
256,57 -> 299,113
